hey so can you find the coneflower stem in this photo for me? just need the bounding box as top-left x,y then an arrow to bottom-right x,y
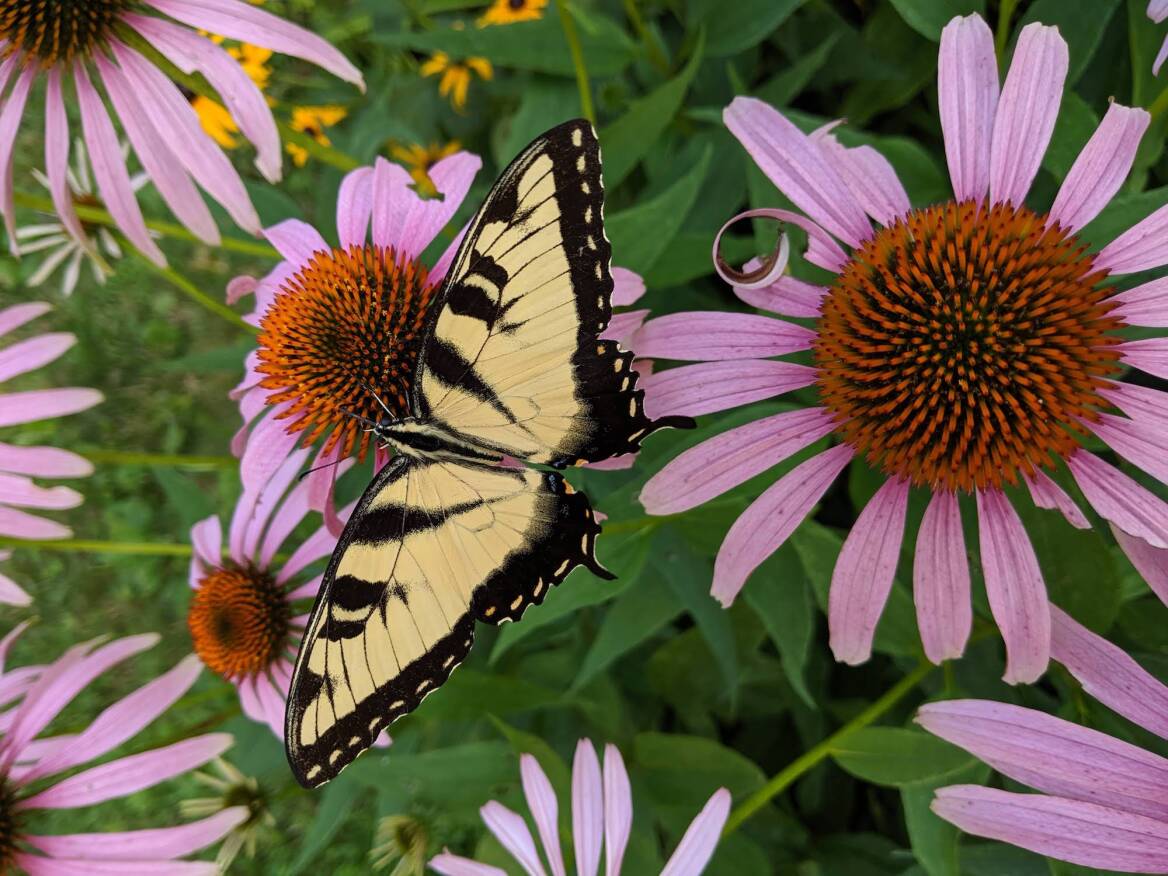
0,537 -> 193,557
623,0 -> 670,74
82,450 -> 238,469
131,251 -> 259,334
555,0 -> 597,125
722,659 -> 934,835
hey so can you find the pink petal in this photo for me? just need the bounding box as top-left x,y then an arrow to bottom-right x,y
1101,382 -> 1168,435
372,156 -> 424,254
261,463 -> 350,567
226,275 -> 258,306
144,0 -> 364,88
23,733 -> 232,809
189,515 -> 223,570
238,446 -> 312,562
611,268 -> 645,306
520,756 -> 566,876
1120,337 -> 1168,381
43,70 -> 90,254
305,444 -> 346,537
0,570 -> 31,607
632,312 -> 815,361
713,208 -> 849,276
430,855 -> 508,876
430,221 -> 470,285
336,166 -> 373,249
277,510 -> 346,584
16,857 -> 219,876
481,801 -> 547,876
1109,277 -> 1168,326
602,745 -> 631,876
0,66 -> 35,254
600,309 -> 649,345
1088,412 -> 1168,488
0,302 -> 51,338
815,134 -> 910,226
989,23 -> 1069,207
1157,34 -> 1168,76
0,333 -> 74,384
1067,449 -> 1168,549
1023,469 -> 1091,529
1051,604 -> 1168,739
0,474 -> 81,510
829,478 -> 909,665
913,490 -> 972,663
0,506 -> 71,540
397,151 -> 481,260
1152,1 -> 1168,24
659,788 -> 731,876
641,360 -> 816,420
0,444 -> 92,479
918,699 -> 1168,820
1096,202 -> 1168,274
931,785 -> 1168,873
572,741 -> 602,876
263,219 -> 329,265
975,489 -> 1050,684
735,274 -> 827,319
712,443 -> 854,606
937,14 -> 999,203
723,97 -> 871,246
1112,526 -> 1168,607
640,407 -> 836,515
0,388 -> 102,428
238,402 -> 300,496
1049,103 -> 1150,232
285,573 -> 323,602
74,63 -> 167,266
26,807 -> 247,860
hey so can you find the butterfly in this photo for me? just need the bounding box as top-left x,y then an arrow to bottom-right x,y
284,120 -> 690,788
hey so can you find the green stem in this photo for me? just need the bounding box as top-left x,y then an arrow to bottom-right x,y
277,121 -> 361,172
994,0 -> 1019,59
82,450 -> 238,470
132,250 -> 258,334
0,537 -> 193,557
13,192 -> 278,259
622,0 -> 670,74
723,660 -> 934,835
1148,85 -> 1168,124
554,0 -> 597,125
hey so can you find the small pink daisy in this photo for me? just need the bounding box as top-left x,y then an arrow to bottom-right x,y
0,622 -> 247,874
430,739 -> 731,876
229,153 -> 648,531
639,13 -> 1168,684
0,301 -> 101,606
0,0 -> 363,265
186,444 -> 356,737
918,609 -> 1168,872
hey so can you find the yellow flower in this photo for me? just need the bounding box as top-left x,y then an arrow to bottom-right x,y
479,0 -> 548,26
389,140 -> 462,196
286,105 -> 349,166
419,51 -> 493,111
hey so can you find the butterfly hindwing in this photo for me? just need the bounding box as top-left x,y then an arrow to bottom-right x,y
285,455 -> 606,788
415,119 -> 689,467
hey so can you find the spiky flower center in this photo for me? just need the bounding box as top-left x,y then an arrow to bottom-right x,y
814,199 -> 1122,492
0,0 -> 130,64
0,777 -> 22,870
257,244 -> 438,461
188,566 -> 290,679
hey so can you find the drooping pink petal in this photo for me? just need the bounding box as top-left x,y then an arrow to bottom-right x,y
572,741 -> 603,876
611,268 -> 645,306
1120,337 -> 1168,381
1111,526 -> 1168,607
0,333 -> 74,384
735,273 -> 827,319
975,489 -> 1050,684
238,402 -> 300,497
602,745 -> 631,876
723,97 -> 871,246
1095,202 -> 1168,274
1049,103 -> 1149,232
659,788 -> 731,876
1067,449 -> 1168,549
305,443 -> 345,537
226,275 -> 258,307
22,733 -> 233,809
1023,469 -> 1091,529
263,219 -> 329,265
815,135 -> 910,227
336,166 -> 373,249
43,69 -> 90,254
0,388 -> 102,428
479,802 -> 546,876
641,360 -> 816,420
276,501 -> 352,584
261,463 -> 352,568
632,312 -> 815,361
1051,604 -> 1168,740
0,302 -> 51,338
640,407 -> 836,515
144,0 -> 365,89
15,856 -> 220,875
429,855 -> 508,876
74,63 -> 167,266
937,14 -> 999,203
237,446 -> 312,563
285,573 -> 323,602
25,807 -> 247,861
931,785 -> 1168,873
1109,277 -> 1168,326
829,478 -> 909,665
712,443 -> 854,606
989,23 -> 1069,207
0,66 -> 35,255
0,506 -> 71,540
0,444 -> 92,479
520,755 -> 566,876
913,491 -> 972,663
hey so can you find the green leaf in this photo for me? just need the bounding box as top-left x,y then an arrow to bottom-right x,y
1018,0 -> 1121,84
288,771 -> 365,876
415,668 -> 571,721
606,146 -> 712,273
634,731 -> 766,800
888,0 -> 985,41
756,32 -> 842,107
744,545 -> 816,706
831,727 -> 976,787
691,0 -> 808,57
1042,91 -> 1099,181
902,762 -> 992,876
494,79 -> 581,167
644,231 -> 755,287
489,715 -> 572,800
348,741 -> 518,806
601,31 -> 705,189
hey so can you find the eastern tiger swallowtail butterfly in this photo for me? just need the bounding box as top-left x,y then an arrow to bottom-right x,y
284,120 -> 691,788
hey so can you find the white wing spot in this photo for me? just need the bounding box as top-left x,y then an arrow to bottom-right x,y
582,182 -> 590,194
328,750 -> 341,765
349,736 -> 361,747
389,700 -> 405,711
572,128 -> 583,147
585,206 -> 593,223
510,595 -> 523,610
443,655 -> 455,668
555,559 -> 570,575
484,605 -> 497,617
416,680 -> 431,694
629,398 -> 638,416
307,765 -> 322,780
577,155 -> 586,172
534,579 -> 545,596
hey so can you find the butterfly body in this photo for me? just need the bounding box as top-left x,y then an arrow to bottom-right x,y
285,120 -> 689,789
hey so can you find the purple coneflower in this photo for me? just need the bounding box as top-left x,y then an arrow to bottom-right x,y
0,0 -> 363,264
229,154 -> 647,531
430,739 -> 731,876
918,608 -> 1168,873
0,623 -> 246,874
0,301 -> 101,605
639,13 -> 1168,683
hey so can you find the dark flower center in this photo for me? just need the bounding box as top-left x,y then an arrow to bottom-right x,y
814,199 -> 1123,492
188,566 -> 290,679
0,777 -> 22,870
257,244 -> 439,461
0,0 -> 130,64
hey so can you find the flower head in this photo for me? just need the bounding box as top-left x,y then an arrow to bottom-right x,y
479,0 -> 549,27
430,739 -> 731,876
0,0 -> 363,265
181,758 -> 275,871
286,104 -> 348,167
0,302 -> 101,605
638,13 -> 1168,684
420,52 -> 493,111
0,624 -> 246,874
370,814 -> 429,874
918,608 -> 1168,872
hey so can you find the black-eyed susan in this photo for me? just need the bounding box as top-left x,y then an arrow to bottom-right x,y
390,140 -> 462,196
419,51 -> 493,111
478,0 -> 549,26
286,105 -> 349,166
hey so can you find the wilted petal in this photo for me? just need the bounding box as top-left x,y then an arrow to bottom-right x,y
913,491 -> 972,663
735,274 -> 827,319
938,14 -> 999,202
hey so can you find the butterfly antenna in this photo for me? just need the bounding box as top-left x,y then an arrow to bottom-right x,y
358,379 -> 396,419
297,457 -> 347,482
338,406 -> 381,431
